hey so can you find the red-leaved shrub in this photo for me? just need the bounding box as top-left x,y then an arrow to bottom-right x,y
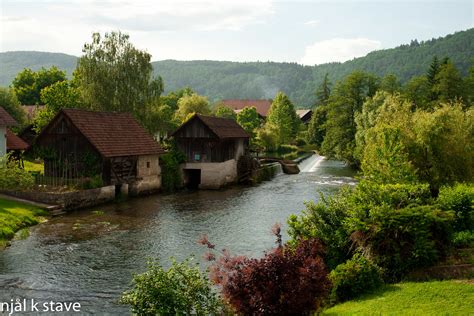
199,224 -> 330,315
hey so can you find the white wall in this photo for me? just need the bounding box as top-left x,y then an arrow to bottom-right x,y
0,126 -> 6,157
183,159 -> 238,189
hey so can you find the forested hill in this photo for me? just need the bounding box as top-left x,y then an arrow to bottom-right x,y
1,28 -> 472,106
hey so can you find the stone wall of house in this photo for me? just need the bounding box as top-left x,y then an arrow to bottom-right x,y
0,126 -> 6,157
129,154 -> 161,196
0,185 -> 115,211
183,159 -> 238,189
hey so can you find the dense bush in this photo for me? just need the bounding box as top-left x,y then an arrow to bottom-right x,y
288,191 -> 352,270
329,253 -> 383,303
0,160 -> 35,190
160,151 -> 186,192
349,204 -> 453,281
289,181 -> 456,282
451,230 -> 474,248
120,258 -> 223,316
437,183 -> 474,232
200,229 -> 331,315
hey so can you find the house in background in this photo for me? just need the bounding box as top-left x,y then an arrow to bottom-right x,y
32,109 -> 165,195
172,114 -> 250,189
221,99 -> 272,118
296,109 -> 313,124
0,107 -> 18,157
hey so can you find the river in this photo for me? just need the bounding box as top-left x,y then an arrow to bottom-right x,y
0,155 -> 355,315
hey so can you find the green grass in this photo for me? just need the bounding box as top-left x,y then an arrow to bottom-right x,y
23,160 -> 44,175
323,280 -> 474,315
0,198 -> 46,248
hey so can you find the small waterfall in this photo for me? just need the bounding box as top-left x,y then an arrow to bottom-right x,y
299,154 -> 325,173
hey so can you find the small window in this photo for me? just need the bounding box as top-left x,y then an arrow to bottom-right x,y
147,161 -> 150,168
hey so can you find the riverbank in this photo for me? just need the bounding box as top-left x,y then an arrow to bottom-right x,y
0,198 -> 47,249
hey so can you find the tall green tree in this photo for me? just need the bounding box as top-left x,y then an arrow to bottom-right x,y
236,107 -> 261,137
175,93 -> 211,122
403,75 -> 431,110
380,74 -> 401,94
266,92 -> 299,145
161,87 -> 194,112
315,73 -> 331,107
306,105 -> 327,150
213,104 -> 237,120
75,31 -> 162,122
434,61 -> 465,103
0,87 -> 26,126
321,71 -> 379,165
11,66 -> 66,105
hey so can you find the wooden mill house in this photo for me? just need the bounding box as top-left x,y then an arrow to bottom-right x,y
172,114 -> 250,189
32,109 -> 164,195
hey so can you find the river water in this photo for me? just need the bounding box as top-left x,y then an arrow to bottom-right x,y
0,155 -> 355,315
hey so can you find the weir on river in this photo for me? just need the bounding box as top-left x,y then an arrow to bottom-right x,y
0,155 -> 355,314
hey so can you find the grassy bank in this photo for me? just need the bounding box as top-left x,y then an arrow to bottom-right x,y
323,280 -> 474,315
0,198 -> 46,249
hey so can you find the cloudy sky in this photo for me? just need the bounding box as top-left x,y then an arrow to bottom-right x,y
1,0 -> 472,65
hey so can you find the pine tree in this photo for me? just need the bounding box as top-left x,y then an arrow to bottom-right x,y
315,73 -> 331,107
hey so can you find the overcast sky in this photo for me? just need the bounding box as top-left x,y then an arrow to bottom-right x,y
1,0 -> 472,65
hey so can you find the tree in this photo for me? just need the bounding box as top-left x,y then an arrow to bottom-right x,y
74,31 -> 162,121
161,87 -> 194,112
380,74 -> 401,94
40,81 -> 81,112
236,106 -> 261,137
0,87 -> 26,126
213,104 -> 236,120
315,73 -> 331,107
434,61 -> 465,103
256,123 -> 279,151
403,76 -> 431,110
11,66 -> 66,105
321,71 -> 379,165
266,92 -> 299,145
306,105 -> 327,149
175,93 -> 210,122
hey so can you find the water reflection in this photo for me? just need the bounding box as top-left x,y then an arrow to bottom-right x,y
0,155 -> 355,315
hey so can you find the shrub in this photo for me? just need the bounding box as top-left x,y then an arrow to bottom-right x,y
160,151 -> 186,192
288,191 -> 352,270
0,160 -> 35,190
120,257 -> 223,316
329,253 -> 383,303
451,230 -> 474,248
437,183 -> 474,232
350,204 -> 454,282
200,229 -> 331,315
295,138 -> 306,146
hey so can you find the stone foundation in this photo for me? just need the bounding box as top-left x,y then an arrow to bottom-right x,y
182,159 -> 238,189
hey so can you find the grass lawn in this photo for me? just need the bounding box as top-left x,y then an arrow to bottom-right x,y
0,198 -> 46,249
323,280 -> 474,315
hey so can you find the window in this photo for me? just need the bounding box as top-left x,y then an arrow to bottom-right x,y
147,161 -> 150,168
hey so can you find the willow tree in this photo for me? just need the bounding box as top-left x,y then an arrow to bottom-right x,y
74,31 -> 163,130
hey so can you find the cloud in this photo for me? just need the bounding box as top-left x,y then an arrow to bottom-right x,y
304,20 -> 320,27
300,38 -> 382,65
50,0 -> 275,32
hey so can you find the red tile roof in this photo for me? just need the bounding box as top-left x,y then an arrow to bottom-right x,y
6,129 -> 29,151
0,107 -> 17,126
172,114 -> 249,139
58,109 -> 164,158
222,99 -> 272,117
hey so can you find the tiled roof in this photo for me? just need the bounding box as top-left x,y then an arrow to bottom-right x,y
221,99 -> 272,117
6,129 -> 29,151
60,109 -> 164,158
172,114 -> 249,139
0,107 -> 17,126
